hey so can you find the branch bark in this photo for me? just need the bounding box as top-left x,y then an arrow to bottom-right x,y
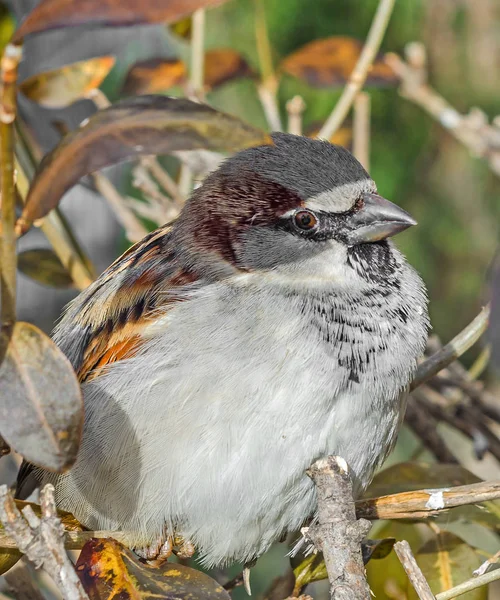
0,484 -> 89,600
306,456 -> 372,599
394,541 -> 436,600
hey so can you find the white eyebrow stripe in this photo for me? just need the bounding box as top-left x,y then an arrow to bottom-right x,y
305,179 -> 375,213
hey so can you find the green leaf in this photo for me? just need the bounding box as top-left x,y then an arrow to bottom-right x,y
77,538 -> 231,600
408,532 -> 487,599
0,322 -> 83,471
18,96 -> 271,233
18,248 -> 74,288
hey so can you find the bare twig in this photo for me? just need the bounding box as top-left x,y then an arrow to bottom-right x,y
357,479 -> 500,520
0,43 -> 22,350
306,456 -> 372,599
435,567 -> 500,600
286,96 -> 306,136
140,157 -> 184,207
394,541 -> 436,600
474,548 -> 500,577
0,484 -> 88,600
352,92 -> 371,171
404,398 -> 459,463
387,45 -> 500,178
411,305 -> 490,389
190,9 -> 206,100
254,0 -> 282,131
91,173 -> 148,242
318,0 -> 396,139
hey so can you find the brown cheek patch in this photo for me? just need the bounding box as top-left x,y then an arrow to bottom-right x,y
183,171 -> 304,266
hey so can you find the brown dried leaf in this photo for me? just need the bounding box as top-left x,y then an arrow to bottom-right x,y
77,538 -> 231,600
18,248 -> 75,289
18,95 -> 271,233
122,58 -> 186,96
204,48 -> 253,89
20,56 -> 115,108
280,36 -> 398,88
0,322 -> 83,471
13,0 -> 228,42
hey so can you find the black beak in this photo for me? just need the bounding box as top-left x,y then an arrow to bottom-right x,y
346,192 -> 417,246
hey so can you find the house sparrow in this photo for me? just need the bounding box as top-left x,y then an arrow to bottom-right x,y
17,133 -> 429,568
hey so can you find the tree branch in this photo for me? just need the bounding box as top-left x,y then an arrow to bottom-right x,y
306,456 -> 372,599
411,304 -> 490,390
0,484 -> 88,600
394,541 -> 436,600
318,0 -> 396,140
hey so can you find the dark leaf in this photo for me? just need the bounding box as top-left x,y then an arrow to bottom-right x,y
20,56 -> 115,108
18,96 -> 271,233
170,16 -> 192,39
280,36 -> 398,89
18,248 -> 74,288
0,322 -> 83,471
204,48 -> 253,89
13,0 -> 228,42
77,538 -> 231,600
362,538 -> 396,563
122,58 -> 186,96
408,532 -> 486,599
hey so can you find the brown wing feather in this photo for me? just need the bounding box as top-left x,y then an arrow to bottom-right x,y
54,223 -> 198,383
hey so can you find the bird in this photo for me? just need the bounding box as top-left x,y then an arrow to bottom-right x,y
17,132 -> 429,569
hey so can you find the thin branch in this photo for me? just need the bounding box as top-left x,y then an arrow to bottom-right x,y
318,0 -> 396,140
474,549 -> 500,577
352,92 -> 371,171
91,173 -> 148,243
435,567 -> 500,600
386,46 -> 500,178
190,9 -> 206,99
356,479 -> 500,520
286,96 -> 306,136
0,42 -> 22,349
404,398 -> 459,463
394,541 -> 436,600
306,456 -> 372,599
140,157 -> 184,207
254,0 -> 282,131
411,305 -> 490,390
0,484 -> 88,600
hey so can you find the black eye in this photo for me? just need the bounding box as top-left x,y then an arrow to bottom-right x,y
293,210 -> 318,231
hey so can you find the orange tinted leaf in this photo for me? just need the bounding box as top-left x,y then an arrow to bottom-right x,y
13,0 -> 228,42
0,322 -> 82,471
204,48 -> 253,89
77,538 -> 231,600
280,36 -> 398,88
122,58 -> 186,95
17,96 -> 271,233
20,56 -> 115,108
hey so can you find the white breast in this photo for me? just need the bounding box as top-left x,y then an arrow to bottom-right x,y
50,267 -> 427,567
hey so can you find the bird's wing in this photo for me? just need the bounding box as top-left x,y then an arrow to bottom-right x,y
16,222 -> 203,498
55,223 -> 198,383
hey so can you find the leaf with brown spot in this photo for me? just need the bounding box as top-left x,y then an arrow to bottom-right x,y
0,322 -> 82,471
17,96 -> 271,233
20,56 -> 115,108
13,0 -> 228,42
77,538 -> 231,600
407,532 -> 487,599
18,248 -> 74,288
204,48 -> 253,89
280,36 -> 398,88
121,58 -> 186,96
